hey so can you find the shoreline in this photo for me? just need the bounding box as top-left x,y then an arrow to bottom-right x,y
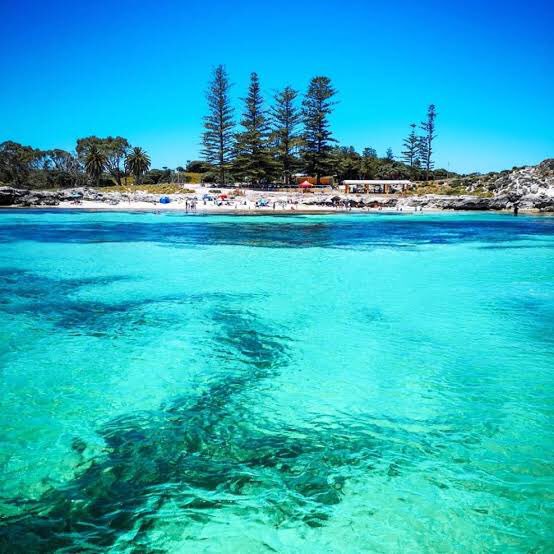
1,185 -> 553,213
0,202 -> 544,215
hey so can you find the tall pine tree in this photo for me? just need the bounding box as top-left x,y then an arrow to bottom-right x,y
201,65 -> 234,185
271,86 -> 302,186
419,104 -> 437,181
401,123 -> 419,169
234,72 -> 275,184
301,76 -> 337,185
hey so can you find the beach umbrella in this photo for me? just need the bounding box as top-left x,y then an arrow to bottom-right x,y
299,180 -> 313,188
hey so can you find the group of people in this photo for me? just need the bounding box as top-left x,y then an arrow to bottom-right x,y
184,199 -> 197,211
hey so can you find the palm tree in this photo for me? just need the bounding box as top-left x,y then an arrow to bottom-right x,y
84,144 -> 107,186
125,147 -> 151,186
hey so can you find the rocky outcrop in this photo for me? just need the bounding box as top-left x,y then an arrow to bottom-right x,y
0,187 -> 27,206
399,193 -> 554,212
398,195 -> 502,211
0,187 -> 163,207
303,194 -> 398,209
473,159 -> 554,197
460,159 -> 554,211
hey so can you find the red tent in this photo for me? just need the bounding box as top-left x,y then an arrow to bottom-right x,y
299,180 -> 313,188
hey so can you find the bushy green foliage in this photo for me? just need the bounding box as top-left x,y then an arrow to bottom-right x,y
0,141 -> 88,189
103,184 -> 194,194
142,168 -> 171,184
125,147 -> 151,185
77,136 -> 130,186
328,146 -> 445,181
186,160 -> 210,173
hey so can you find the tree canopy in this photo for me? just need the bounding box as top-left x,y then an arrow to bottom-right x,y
125,147 -> 151,185
76,136 -> 130,186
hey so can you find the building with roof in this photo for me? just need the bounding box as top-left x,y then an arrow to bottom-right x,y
340,180 -> 412,194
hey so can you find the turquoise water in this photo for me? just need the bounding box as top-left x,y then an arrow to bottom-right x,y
0,210 -> 553,553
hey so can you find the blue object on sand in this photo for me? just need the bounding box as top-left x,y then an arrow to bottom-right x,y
159,196 -> 171,204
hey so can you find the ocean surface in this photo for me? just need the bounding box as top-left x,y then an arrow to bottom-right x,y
0,210 -> 553,553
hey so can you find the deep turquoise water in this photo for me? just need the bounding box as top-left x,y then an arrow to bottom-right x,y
0,210 -> 553,553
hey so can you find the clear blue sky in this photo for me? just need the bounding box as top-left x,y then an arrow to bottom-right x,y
1,0 -> 552,173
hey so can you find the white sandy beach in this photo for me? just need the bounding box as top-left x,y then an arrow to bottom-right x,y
6,183 -> 545,212
17,185 -> 433,213
45,200 -> 424,214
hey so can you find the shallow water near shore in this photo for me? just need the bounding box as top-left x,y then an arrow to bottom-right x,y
0,210 -> 553,552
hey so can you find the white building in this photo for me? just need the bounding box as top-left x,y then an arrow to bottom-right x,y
340,180 -> 412,194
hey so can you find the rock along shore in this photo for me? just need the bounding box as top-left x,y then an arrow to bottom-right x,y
1,187 -> 553,212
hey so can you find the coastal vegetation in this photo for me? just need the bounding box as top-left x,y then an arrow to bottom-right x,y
233,72 -> 276,184
301,76 -> 337,186
0,67 -> 449,191
200,65 -> 443,186
403,180 -> 493,197
20,65 -> 552,198
125,147 -> 151,186
0,139 -> 181,190
200,65 -> 235,186
271,86 -> 302,186
83,144 -> 106,188
103,184 -> 195,195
